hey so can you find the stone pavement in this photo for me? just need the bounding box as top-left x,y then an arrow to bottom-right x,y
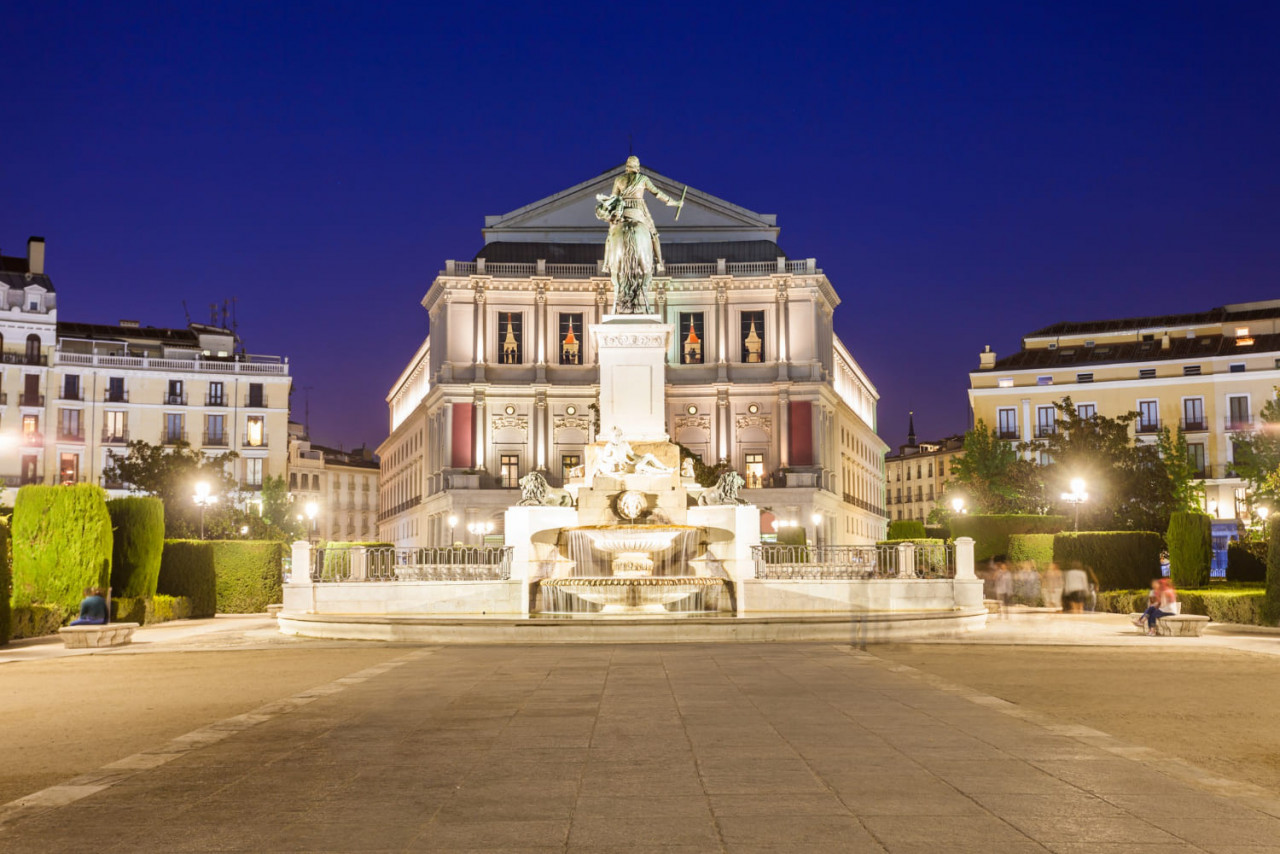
3,643 -> 1280,853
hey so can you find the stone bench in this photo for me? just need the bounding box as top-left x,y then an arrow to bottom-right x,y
1129,613 -> 1210,637
57,623 -> 139,649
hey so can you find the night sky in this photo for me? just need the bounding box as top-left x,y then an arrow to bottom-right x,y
5,2 -> 1278,453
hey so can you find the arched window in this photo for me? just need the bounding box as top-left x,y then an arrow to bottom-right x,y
25,334 -> 41,365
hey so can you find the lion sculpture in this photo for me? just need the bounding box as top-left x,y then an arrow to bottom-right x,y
698,471 -> 746,506
517,471 -> 574,507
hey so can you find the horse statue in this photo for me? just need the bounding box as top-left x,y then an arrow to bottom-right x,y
698,471 -> 747,506
517,471 -> 574,507
595,155 -> 682,314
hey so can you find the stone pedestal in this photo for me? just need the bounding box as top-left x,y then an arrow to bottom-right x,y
591,315 -> 672,442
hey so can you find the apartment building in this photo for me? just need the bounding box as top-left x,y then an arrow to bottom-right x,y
884,414 -> 965,523
969,300 -> 1280,521
287,422 -> 380,542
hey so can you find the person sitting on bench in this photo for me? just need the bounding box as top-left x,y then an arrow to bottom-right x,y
1134,578 -> 1177,636
69,587 -> 108,626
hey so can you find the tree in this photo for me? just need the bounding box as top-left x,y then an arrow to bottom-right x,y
949,420 -> 1046,514
260,475 -> 305,541
102,440 -> 239,537
1230,391 -> 1280,503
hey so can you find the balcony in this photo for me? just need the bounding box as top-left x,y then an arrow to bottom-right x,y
101,429 -> 130,445
164,393 -> 188,406
57,430 -> 85,443
1180,418 -> 1208,432
23,432 -> 43,446
997,429 -> 1018,440
60,390 -> 85,402
104,390 -> 129,403
1135,421 -> 1161,435
205,394 -> 227,407
54,347 -> 289,376
1034,426 -> 1056,439
1226,416 -> 1254,432
19,393 -> 44,407
162,430 -> 187,445
2,352 -> 47,366
202,432 -> 229,447
244,397 -> 267,408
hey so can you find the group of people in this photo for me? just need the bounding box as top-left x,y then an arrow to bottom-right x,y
984,558 -> 1178,635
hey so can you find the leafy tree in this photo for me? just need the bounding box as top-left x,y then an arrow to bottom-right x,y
102,440 -> 239,537
949,420 -> 1045,514
1230,391 -> 1280,503
260,475 -> 305,540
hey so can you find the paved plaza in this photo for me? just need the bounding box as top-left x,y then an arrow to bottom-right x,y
3,626 -> 1280,852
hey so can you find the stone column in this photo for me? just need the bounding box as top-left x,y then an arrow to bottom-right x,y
290,540 -> 312,584
590,317 -> 672,442
954,537 -> 976,579
896,542 -> 916,579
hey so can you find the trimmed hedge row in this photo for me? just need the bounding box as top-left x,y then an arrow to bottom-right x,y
950,515 -> 1069,562
1053,531 -> 1162,591
1268,518 -> 1280,624
1007,534 -> 1055,570
1227,542 -> 1267,582
1167,512 -> 1212,588
111,595 -> 195,625
108,497 -> 165,598
1096,587 -> 1273,627
159,540 -> 284,615
9,605 -> 69,639
886,520 -> 926,541
0,517 -> 10,645
12,485 -> 112,612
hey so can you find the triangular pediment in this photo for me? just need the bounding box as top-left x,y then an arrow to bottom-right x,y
482,164 -> 779,245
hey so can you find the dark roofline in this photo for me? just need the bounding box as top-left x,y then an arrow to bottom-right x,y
1026,301 -> 1280,339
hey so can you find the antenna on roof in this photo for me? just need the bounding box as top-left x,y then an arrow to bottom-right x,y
231,296 -> 241,353
181,300 -> 192,325
300,385 -> 314,437
209,303 -> 218,325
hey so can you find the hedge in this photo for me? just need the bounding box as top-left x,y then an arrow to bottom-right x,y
1227,541 -> 1267,582
0,518 -> 10,645
1007,534 -> 1055,570
157,541 -> 217,618
886,520 -> 926,541
160,540 -> 284,615
924,524 -> 950,541
1268,518 -> 1280,624
10,604 -> 69,639
950,515 -> 1069,563
1053,531 -> 1162,591
107,497 -> 165,598
1097,586 -> 1274,627
111,595 -> 195,625
11,485 -> 113,613
1167,512 -> 1212,588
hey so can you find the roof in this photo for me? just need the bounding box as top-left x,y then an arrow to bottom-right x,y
56,320 -> 202,344
990,331 -> 1280,370
475,240 -> 786,264
1027,300 -> 1280,338
0,254 -> 55,292
886,434 -> 965,461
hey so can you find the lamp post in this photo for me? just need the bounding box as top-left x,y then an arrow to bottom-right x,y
305,501 -> 319,544
448,514 -> 458,546
192,481 -> 217,540
1258,505 -> 1270,539
951,496 -> 966,516
1060,477 -> 1088,531
467,521 -> 494,544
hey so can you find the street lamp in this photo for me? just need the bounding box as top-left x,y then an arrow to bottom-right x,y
810,512 -> 823,547
1060,478 -> 1089,531
305,501 -> 319,543
192,481 -> 217,540
467,521 -> 494,543
951,496 -> 966,515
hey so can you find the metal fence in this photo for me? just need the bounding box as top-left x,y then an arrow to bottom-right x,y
312,546 -> 513,582
751,543 -> 954,580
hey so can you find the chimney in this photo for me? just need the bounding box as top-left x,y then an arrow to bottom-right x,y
120,319 -> 140,328
27,236 -> 45,275
1161,332 -> 1170,350
979,345 -> 996,370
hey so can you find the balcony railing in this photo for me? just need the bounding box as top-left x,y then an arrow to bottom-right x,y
442,258 -> 819,280
997,429 -> 1018,440
1034,426 -> 1056,438
19,393 -> 44,407
2,352 -> 47,366
101,429 -> 130,445
202,432 -> 229,447
60,390 -> 85,402
54,349 -> 288,376
312,545 -> 513,582
206,395 -> 227,407
57,430 -> 85,443
104,390 -> 129,403
1136,421 -> 1161,434
1226,416 -> 1254,432
244,397 -> 266,408
1180,418 -> 1208,432
23,432 -> 43,446
162,430 -> 187,445
752,543 -> 954,580
164,393 -> 188,406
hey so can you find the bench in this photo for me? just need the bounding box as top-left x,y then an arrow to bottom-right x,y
1129,613 -> 1210,637
57,623 -> 140,649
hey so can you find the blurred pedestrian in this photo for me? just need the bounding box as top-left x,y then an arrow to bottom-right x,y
69,587 -> 107,626
992,558 -> 1012,617
1042,562 -> 1064,610
1062,563 -> 1088,613
1134,578 -> 1178,635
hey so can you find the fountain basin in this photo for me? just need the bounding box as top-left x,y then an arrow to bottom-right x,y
541,576 -> 725,615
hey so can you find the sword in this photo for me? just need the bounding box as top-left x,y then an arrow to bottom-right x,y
673,185 -> 688,220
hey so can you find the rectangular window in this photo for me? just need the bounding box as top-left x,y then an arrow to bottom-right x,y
290,472 -> 298,489
22,413 -> 39,443
59,408 -> 82,440
62,374 -> 80,400
103,411 -> 126,443
1137,400 -> 1160,433
206,414 -> 226,445
1139,368 -> 1156,379
1076,372 -> 1093,383
1038,450 -> 1052,466
740,310 -> 765,363
744,453 -> 764,489
1183,365 -> 1201,376
208,381 -> 225,406
497,311 -> 523,365
561,454 -> 581,482
1188,443 -> 1207,477
246,415 -> 265,447
165,413 -> 184,444
59,452 -> 79,485
21,455 -> 39,484
1228,395 -> 1250,430
245,458 -> 263,486
1036,406 -> 1056,438
996,408 -> 1018,439
106,376 -> 126,403
1183,398 -> 1205,431
1077,403 -> 1096,420
500,454 -> 520,488
558,313 -> 583,365
678,312 -> 705,365
1037,376 -> 1052,386
22,373 -> 41,406
997,377 -> 1014,388
167,379 -> 184,405
1230,363 -> 1246,373
247,383 -> 264,407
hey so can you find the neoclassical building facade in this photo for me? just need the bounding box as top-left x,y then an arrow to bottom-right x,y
378,166 -> 887,547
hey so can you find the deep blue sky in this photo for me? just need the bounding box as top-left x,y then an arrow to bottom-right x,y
4,2 -> 1278,452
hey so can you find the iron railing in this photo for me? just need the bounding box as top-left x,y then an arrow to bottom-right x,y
312,545 -> 513,582
751,543 -> 954,580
